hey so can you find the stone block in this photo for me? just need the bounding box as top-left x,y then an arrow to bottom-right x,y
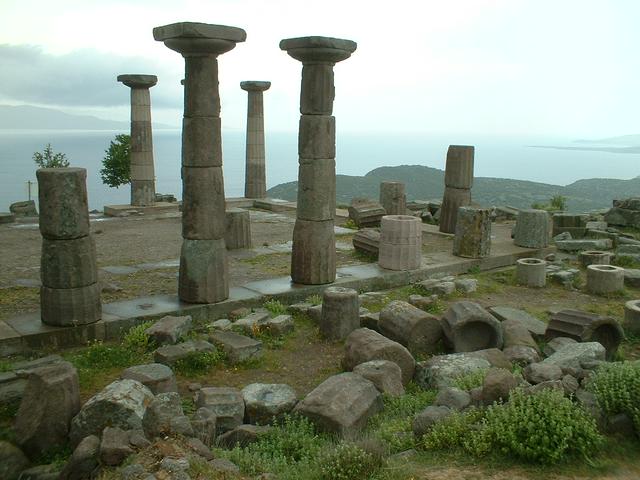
348,202 -> 386,228
291,219 -> 336,285
40,283 -> 101,327
353,359 -> 404,397
298,115 -> 335,159
452,207 -> 491,258
153,340 -> 217,366
195,387 -> 245,433
262,315 -> 294,336
413,353 -> 490,389
488,306 -> 547,338
181,166 -> 225,240
542,342 -> 606,370
555,239 -> 613,251
225,208 -> 252,249
379,300 -> 442,356
41,236 -> 97,289
296,158 -> 336,221
179,238 -> 228,303
513,209 -> 550,248
320,287 -> 360,340
209,330 -> 262,364
624,300 -> 640,337
145,315 -> 192,345
10,200 -> 37,217
242,383 -> 298,424
37,168 -> 89,240
380,215 -> 422,244
120,363 -> 178,394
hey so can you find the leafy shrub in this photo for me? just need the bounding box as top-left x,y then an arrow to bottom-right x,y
173,350 -> 224,376
69,340 -> 137,371
33,143 -> 69,168
423,389 -> 603,464
451,368 -> 488,390
588,361 -> 640,431
264,299 -> 288,317
122,321 -> 155,352
343,219 -> 358,230
306,294 -> 322,306
317,443 -> 381,480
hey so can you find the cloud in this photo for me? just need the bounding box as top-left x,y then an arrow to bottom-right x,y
0,44 -> 182,109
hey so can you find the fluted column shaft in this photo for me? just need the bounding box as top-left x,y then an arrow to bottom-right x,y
241,81 -> 270,198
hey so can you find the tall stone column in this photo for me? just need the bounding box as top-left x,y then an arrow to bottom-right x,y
440,145 -> 474,234
280,36 -> 357,285
380,181 -> 406,215
241,81 -> 271,199
154,22 -> 246,303
117,74 -> 158,206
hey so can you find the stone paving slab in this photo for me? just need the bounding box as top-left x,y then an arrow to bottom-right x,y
104,202 -> 180,217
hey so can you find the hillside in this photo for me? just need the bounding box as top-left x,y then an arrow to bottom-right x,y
267,164 -> 640,212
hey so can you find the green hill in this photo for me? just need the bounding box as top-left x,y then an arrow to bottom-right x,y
267,164 -> 640,212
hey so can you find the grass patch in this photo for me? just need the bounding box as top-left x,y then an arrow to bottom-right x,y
360,285 -> 425,313
174,350 -> 225,377
264,299 -> 288,317
241,253 -> 291,276
451,368 -> 489,391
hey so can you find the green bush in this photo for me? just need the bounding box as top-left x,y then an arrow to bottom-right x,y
69,340 -> 138,371
122,321 -> 155,352
100,134 -> 131,187
423,389 -> 603,464
451,368 -> 488,390
264,299 -> 288,317
317,443 -> 381,480
173,350 -> 224,376
588,361 -> 640,431
33,143 -> 69,168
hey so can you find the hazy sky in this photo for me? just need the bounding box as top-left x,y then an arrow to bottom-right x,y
0,0 -> 638,137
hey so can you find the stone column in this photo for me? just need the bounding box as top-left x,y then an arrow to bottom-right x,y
37,168 -> 101,325
154,22 -> 246,303
440,145 -> 474,234
117,74 -> 158,206
453,206 -> 491,258
380,181 -> 406,215
240,81 -> 271,199
280,36 -> 357,285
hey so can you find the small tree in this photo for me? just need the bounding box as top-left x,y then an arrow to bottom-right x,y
33,143 -> 69,168
100,134 -> 131,188
550,195 -> 567,211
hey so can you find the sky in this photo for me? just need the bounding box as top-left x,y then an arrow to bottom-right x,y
0,0 -> 639,137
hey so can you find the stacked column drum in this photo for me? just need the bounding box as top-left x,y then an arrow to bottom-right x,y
440,145 -> 474,234
379,215 -> 422,270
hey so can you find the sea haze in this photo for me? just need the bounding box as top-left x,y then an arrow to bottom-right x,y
0,130 -> 638,210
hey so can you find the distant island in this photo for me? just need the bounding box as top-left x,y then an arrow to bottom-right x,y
0,105 -> 176,130
532,133 -> 640,155
267,164 -> 640,213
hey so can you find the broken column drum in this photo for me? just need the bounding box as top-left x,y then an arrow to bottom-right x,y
280,36 -> 357,285
586,264 -> 625,295
320,287 -> 360,340
380,181 -> 406,215
439,145 -> 474,234
241,81 -> 271,199
378,215 -> 422,270
515,258 -> 546,288
579,250 -> 612,267
441,301 -> 503,352
452,206 -> 491,258
225,208 -> 252,250
154,22 -> 246,303
546,309 -> 624,359
37,168 -> 101,326
624,300 -> 640,337
117,74 -> 158,206
513,209 -> 550,248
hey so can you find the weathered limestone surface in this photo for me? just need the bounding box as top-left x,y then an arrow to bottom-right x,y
439,145 -> 474,234
441,301 -> 503,352
380,181 -> 406,215
439,187 -> 471,234
225,208 -> 252,250
320,287 -> 360,340
546,310 -> 624,359
624,300 -> 640,336
514,209 -> 550,248
41,236 -> 97,289
242,383 -> 298,425
145,315 -> 192,345
353,359 -> 405,397
379,300 -> 442,356
155,21 -> 246,303
379,215 -> 422,270
452,206 -> 491,258
280,35 -> 356,285
117,74 -> 157,206
195,387 -> 245,433
241,81 -> 271,199
515,258 -> 546,288
352,228 -> 380,256
604,198 -> 640,228
120,363 -> 178,394
586,264 -> 625,295
348,201 -> 386,228
414,353 -> 490,389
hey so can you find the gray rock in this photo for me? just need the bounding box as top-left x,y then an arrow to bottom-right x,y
435,387 -> 471,410
294,372 -> 383,438
412,406 -> 451,438
468,348 -> 512,369
561,374 -> 579,396
242,383 -> 298,425
170,415 -> 195,437
210,318 -> 232,330
14,361 -> 80,458
360,311 -> 380,331
17,464 -> 59,480
555,239 -> 613,252
455,278 -> 478,293
575,388 -> 606,429
119,464 -> 148,480
501,319 -> 539,351
543,336 -> 577,357
209,458 -> 240,474
128,429 -> 150,449
195,387 -> 244,433
145,315 -> 192,345
99,427 -> 133,466
186,437 -> 214,460
59,435 -> 100,480
432,281 -> 456,295
378,300 -> 443,356
488,306 -> 547,338
343,328 -> 416,385
624,269 -> 640,288
0,441 -> 29,480
70,379 -> 154,446
414,353 -> 490,389
527,380 -> 564,395
542,342 -> 606,370
262,315 -> 294,336
408,294 -> 438,310
503,345 -> 541,365
288,302 -> 313,315
209,330 -> 262,364
159,457 -> 190,480
353,360 -> 405,397
307,304 -> 323,324
10,200 -> 37,217
442,301 -> 503,352
233,311 -> 270,335
523,363 -> 563,384
482,368 -> 518,404
143,392 -> 191,439
190,407 -> 217,447
121,363 -> 177,394
153,340 -> 217,366
216,424 -> 271,449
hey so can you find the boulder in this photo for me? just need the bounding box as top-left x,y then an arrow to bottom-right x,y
503,345 -> 541,365
99,427 -> 133,466
523,363 -> 563,384
0,441 -> 29,480
217,424 -> 271,449
542,336 -> 577,357
414,353 -> 490,389
233,311 -> 269,335
468,348 -> 512,369
121,363 -> 178,394
69,379 -> 154,446
434,387 -> 470,410
412,406 -> 451,438
195,387 -> 244,434
378,300 -> 443,355
343,328 -> 416,385
488,306 -> 546,338
145,315 -> 192,345
190,407 -> 217,447
294,372 -> 382,438
441,301 -> 503,352
262,315 -> 294,336
209,330 -> 262,364
482,368 -> 518,404
353,360 -> 405,397
241,383 -> 298,425
10,200 -> 37,217
542,342 -> 606,370
455,278 -> 478,293
58,435 -> 100,480
14,361 -> 80,458
501,319 -> 539,351
143,392 -> 192,439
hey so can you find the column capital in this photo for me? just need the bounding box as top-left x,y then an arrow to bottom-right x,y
153,22 -> 246,56
279,36 -> 357,63
240,81 -> 271,92
117,74 -> 157,89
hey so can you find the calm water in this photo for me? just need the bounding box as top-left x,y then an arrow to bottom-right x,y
0,129 -> 639,210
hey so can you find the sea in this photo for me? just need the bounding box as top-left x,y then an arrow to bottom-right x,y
1,129 -> 639,211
